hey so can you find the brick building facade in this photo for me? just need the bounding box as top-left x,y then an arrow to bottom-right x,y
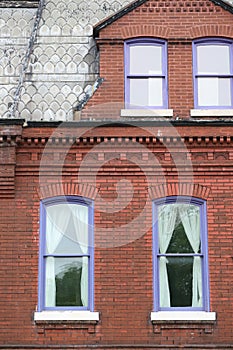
0,0 -> 233,349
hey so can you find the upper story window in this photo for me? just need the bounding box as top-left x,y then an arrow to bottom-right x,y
153,197 -> 210,312
193,38 -> 233,109
124,38 -> 168,109
38,196 -> 94,312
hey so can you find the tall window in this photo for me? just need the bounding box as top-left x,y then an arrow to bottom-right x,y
153,197 -> 209,311
124,38 -> 168,109
38,196 -> 94,311
193,38 -> 233,108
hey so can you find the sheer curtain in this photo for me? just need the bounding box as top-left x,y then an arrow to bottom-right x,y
71,205 -> 89,307
179,205 -> 202,307
46,205 -> 71,307
158,204 -> 178,307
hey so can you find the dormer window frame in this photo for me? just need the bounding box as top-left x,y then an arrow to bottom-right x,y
193,38 -> 233,109
124,38 -> 168,110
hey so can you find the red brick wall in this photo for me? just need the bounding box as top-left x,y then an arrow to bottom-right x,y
1,1 -> 233,348
1,123 -> 233,348
81,0 -> 233,119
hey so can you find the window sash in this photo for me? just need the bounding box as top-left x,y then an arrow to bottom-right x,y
128,77 -> 165,108
152,197 -> 210,312
38,197 -> 94,312
44,256 -> 89,309
196,76 -> 232,107
158,255 -> 203,309
125,39 -> 168,109
193,39 -> 233,108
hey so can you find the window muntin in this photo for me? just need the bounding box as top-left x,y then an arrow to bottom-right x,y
193,39 -> 233,108
38,197 -> 94,311
125,39 -> 167,109
153,197 -> 209,311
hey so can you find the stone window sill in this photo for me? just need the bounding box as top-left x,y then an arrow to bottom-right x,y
34,310 -> 99,323
191,109 -> 233,117
151,311 -> 216,322
121,109 -> 173,118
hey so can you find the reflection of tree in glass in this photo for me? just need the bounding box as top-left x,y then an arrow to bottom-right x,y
55,266 -> 83,306
167,220 -> 193,307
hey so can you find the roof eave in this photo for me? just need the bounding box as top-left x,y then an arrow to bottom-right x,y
93,0 -> 147,38
211,0 -> 233,14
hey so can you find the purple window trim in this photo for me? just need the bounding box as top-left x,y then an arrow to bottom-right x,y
124,38 -> 168,109
38,196 -> 95,312
152,196 -> 210,312
193,38 -> 233,109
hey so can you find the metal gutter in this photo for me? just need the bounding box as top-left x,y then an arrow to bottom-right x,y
22,119 -> 233,128
0,0 -> 39,7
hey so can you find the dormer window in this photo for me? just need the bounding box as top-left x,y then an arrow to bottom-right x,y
124,39 -> 168,109
193,39 -> 233,109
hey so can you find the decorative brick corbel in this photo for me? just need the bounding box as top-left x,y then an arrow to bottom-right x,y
0,123 -> 23,198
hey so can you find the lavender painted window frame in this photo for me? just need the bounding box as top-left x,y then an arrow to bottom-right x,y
124,38 -> 168,109
38,196 -> 94,312
152,196 -> 210,312
193,38 -> 233,109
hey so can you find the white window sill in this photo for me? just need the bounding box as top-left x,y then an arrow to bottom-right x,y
151,311 -> 216,322
121,109 -> 173,118
34,310 -> 99,322
191,109 -> 233,117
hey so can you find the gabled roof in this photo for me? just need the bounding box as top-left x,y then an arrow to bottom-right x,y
94,0 -> 233,37
94,0 -> 147,37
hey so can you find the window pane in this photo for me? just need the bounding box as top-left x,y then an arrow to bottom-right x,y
129,78 -> 163,107
45,257 -> 88,307
158,203 -> 202,308
158,204 -> 200,254
159,256 -> 203,308
167,221 -> 194,254
197,44 -> 230,74
46,203 -> 88,254
129,45 -> 162,75
198,77 -> 232,106
165,256 -> 194,307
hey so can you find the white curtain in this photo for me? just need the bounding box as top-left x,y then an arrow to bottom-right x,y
179,205 -> 202,307
71,205 -> 89,307
158,204 -> 178,307
45,205 -> 71,307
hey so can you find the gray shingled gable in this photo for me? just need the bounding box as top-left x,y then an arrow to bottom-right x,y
94,0 -> 233,37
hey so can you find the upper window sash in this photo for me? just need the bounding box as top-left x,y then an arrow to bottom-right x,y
152,196 -> 210,312
124,38 -> 168,109
38,196 -> 94,312
193,38 -> 233,109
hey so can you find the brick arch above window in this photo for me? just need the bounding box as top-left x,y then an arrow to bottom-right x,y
38,183 -> 98,201
121,25 -> 171,40
149,182 -> 211,201
189,24 -> 233,40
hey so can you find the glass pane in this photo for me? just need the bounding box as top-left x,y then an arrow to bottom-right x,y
197,44 -> 230,74
158,203 -> 200,254
166,256 -> 195,307
45,257 -> 88,307
167,221 -> 194,254
198,77 -> 232,106
46,203 -> 88,254
53,234 -> 85,255
129,45 -> 162,75
129,78 -> 163,107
